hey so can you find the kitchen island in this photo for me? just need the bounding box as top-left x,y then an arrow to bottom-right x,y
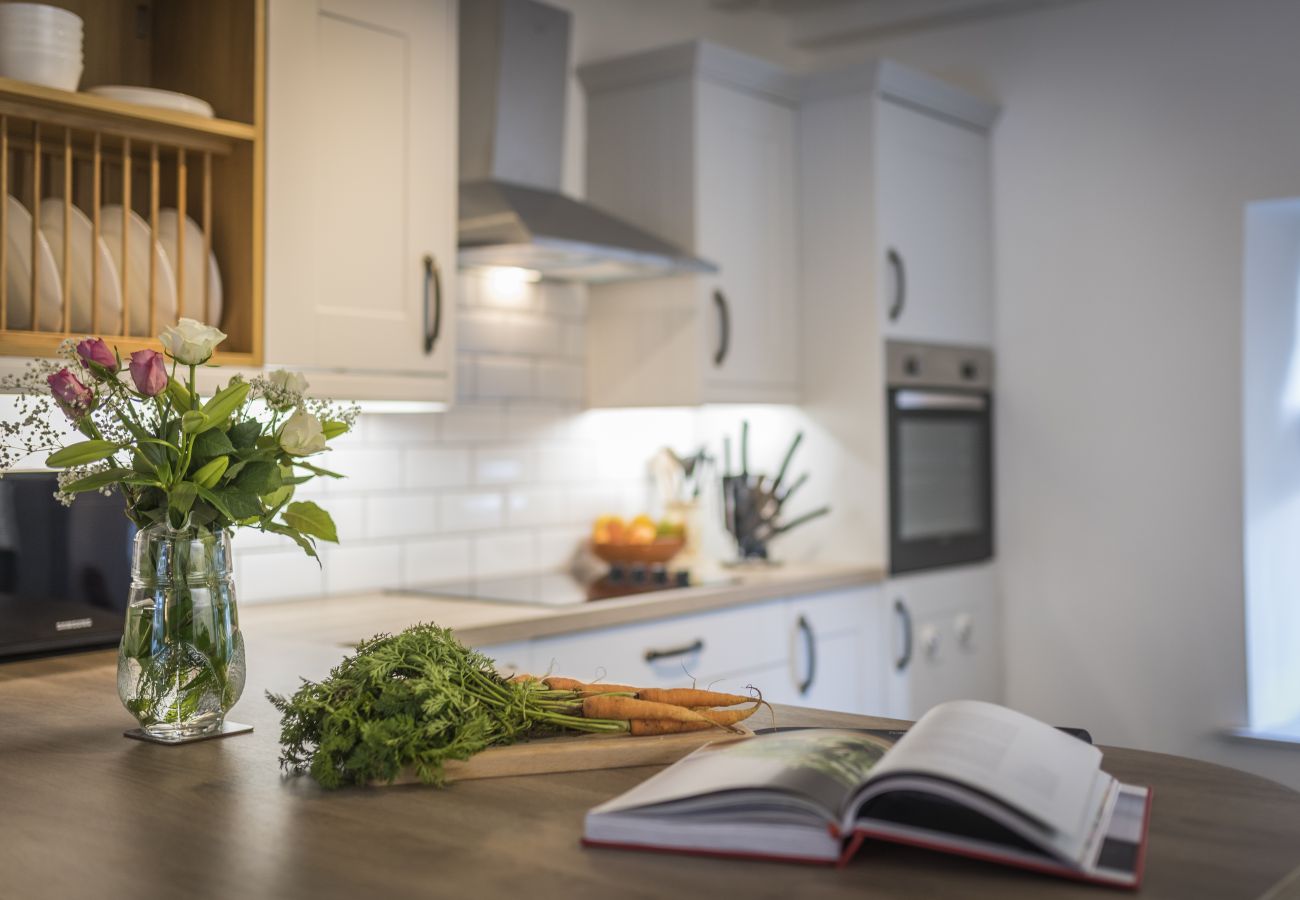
3,616 -> 1300,900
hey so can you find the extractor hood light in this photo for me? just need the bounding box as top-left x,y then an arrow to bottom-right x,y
480,265 -> 541,305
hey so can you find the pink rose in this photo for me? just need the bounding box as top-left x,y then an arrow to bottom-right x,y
128,349 -> 167,397
75,338 -> 117,373
47,368 -> 94,420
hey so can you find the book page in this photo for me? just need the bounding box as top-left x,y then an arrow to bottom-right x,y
864,700 -> 1104,840
590,730 -> 893,822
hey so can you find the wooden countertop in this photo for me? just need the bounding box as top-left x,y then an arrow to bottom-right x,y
3,627 -> 1300,900
240,563 -> 886,648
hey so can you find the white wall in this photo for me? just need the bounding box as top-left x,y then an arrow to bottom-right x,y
804,0 -> 1300,784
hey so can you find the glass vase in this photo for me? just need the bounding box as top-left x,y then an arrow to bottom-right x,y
116,520 -> 245,740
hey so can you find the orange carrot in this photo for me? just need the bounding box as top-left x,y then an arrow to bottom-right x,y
582,695 -> 720,727
629,719 -> 713,736
690,703 -> 761,727
635,688 -> 753,708
544,676 -> 641,694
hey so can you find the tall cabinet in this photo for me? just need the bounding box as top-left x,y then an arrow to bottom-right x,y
579,43 -> 801,407
265,0 -> 457,403
798,61 -> 1002,719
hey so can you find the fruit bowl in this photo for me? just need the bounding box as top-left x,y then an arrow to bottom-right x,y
591,537 -> 685,566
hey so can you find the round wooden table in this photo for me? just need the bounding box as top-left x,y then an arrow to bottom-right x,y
2,639 -> 1299,900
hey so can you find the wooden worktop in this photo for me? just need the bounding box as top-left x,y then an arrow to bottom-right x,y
240,562 -> 886,648
3,611 -> 1300,899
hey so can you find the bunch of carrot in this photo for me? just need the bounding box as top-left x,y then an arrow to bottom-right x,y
511,674 -> 770,736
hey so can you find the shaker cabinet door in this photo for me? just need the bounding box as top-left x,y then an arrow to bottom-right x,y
875,97 -> 994,347
266,0 -> 456,393
696,82 -> 801,399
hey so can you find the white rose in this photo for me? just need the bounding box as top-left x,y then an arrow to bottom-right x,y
159,318 -> 228,365
268,369 -> 309,395
279,410 -> 327,456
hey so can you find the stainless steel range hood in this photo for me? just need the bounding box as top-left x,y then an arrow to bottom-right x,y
458,0 -> 715,283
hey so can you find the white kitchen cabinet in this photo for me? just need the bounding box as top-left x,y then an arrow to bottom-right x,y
472,641 -> 532,677
580,42 -> 801,407
876,95 -> 995,347
515,584 -> 890,717
264,0 -> 457,403
885,562 -> 1002,719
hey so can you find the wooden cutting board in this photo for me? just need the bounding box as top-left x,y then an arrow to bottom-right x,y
376,727 -> 753,787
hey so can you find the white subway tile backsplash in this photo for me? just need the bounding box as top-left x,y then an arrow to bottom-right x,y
475,356 -> 535,399
237,548 -> 325,604
474,446 -> 532,484
439,490 -> 506,532
534,444 -> 599,483
507,485 -> 569,527
324,448 -> 404,492
365,493 -> 438,539
324,543 -> 403,595
230,277 -> 690,605
537,361 -> 584,402
404,446 -> 472,489
401,536 -> 473,586
440,404 -> 506,442
474,531 -> 538,578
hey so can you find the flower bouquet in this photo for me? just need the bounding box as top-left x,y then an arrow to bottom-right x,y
0,320 -> 357,739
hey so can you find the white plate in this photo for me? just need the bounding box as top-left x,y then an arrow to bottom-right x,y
99,205 -> 177,337
0,4 -> 83,30
157,209 -> 222,327
38,198 -> 123,335
86,85 -> 214,119
0,48 -> 81,90
4,194 -> 62,330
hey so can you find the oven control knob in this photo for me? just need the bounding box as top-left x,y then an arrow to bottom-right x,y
961,361 -> 978,380
920,624 -> 940,659
904,356 -> 920,376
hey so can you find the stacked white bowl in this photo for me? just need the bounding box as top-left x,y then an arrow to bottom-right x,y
0,3 -> 84,91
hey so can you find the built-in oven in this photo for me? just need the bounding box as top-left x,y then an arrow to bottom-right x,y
887,340 -> 993,574
0,472 -> 134,659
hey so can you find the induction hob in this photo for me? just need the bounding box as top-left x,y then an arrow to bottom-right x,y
406,564 -> 735,607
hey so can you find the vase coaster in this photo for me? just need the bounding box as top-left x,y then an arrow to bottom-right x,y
123,721 -> 253,745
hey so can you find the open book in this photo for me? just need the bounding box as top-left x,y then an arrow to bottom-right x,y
584,700 -> 1151,889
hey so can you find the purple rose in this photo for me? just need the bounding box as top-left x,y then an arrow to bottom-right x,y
75,338 -> 117,373
47,368 -> 94,420
128,349 -> 167,397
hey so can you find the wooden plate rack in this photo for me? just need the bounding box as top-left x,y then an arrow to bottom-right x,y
0,0 -> 263,366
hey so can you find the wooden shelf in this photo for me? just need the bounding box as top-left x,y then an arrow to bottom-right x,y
0,77 -> 254,155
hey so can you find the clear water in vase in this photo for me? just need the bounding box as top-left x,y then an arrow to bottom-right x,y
116,521 -> 245,740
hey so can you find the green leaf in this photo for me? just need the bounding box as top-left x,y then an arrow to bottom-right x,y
59,467 -> 134,494
294,460 -> 345,479
166,377 -> 193,411
190,428 -> 235,463
229,419 -> 260,450
265,522 -> 319,562
181,409 -> 209,434
46,440 -> 119,468
217,488 -> 262,520
282,500 -> 338,543
169,482 -> 198,517
234,460 -> 281,495
201,379 -> 251,427
193,456 -> 229,489
321,420 -> 350,440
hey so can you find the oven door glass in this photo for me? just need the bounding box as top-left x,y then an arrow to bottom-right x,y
889,393 -> 993,573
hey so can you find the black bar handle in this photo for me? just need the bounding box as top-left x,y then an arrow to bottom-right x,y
423,253 -> 442,355
644,639 -> 704,664
796,615 -> 816,695
886,248 -> 906,322
712,288 -> 730,366
894,598 -> 913,672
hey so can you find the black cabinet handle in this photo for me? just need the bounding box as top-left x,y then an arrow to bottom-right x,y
712,289 -> 730,366
894,598 -> 913,672
796,615 -> 816,696
886,248 -> 906,322
423,254 -> 442,355
644,639 -> 704,663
